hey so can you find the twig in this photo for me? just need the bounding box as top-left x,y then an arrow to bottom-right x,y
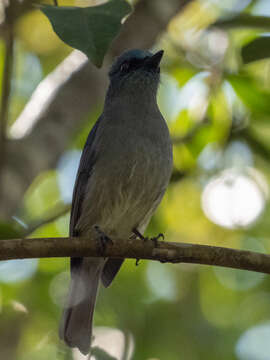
0,236 -> 270,274
53,0 -> 58,6
212,13 -> 270,30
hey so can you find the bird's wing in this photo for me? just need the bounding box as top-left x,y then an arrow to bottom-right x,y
69,117 -> 101,271
69,118 -> 101,236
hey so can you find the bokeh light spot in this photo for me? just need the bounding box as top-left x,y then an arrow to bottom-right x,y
146,262 -> 178,301
72,327 -> 134,360
0,259 -> 38,283
202,168 -> 267,229
57,150 -> 81,203
236,322 -> 270,360
49,271 -> 69,307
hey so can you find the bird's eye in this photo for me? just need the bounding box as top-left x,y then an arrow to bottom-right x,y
120,62 -> 129,72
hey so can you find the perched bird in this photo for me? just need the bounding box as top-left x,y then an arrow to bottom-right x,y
59,49 -> 173,355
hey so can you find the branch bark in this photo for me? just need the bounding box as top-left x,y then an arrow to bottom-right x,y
1,236 -> 270,274
0,2 -> 14,192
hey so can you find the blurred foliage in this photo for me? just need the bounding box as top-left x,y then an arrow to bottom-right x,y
2,0 -> 270,359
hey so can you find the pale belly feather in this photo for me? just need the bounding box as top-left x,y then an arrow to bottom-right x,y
76,137 -> 171,238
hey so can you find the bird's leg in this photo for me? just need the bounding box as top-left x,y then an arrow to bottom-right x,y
94,225 -> 113,255
132,229 -> 147,266
132,228 -> 149,241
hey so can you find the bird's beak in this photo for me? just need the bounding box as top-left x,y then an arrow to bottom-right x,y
144,50 -> 164,69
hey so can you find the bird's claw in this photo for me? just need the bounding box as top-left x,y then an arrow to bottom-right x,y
133,229 -> 164,247
150,233 -> 164,247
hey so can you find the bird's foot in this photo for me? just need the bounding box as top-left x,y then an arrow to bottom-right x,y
132,230 -> 144,266
94,225 -> 113,255
150,233 -> 164,247
133,228 -> 164,247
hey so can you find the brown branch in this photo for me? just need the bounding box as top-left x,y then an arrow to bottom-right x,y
0,235 -> 270,274
0,4 -> 14,187
0,0 -> 36,38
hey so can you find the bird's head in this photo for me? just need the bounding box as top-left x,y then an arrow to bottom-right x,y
107,49 -> 163,99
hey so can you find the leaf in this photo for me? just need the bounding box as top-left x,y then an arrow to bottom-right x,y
0,222 -> 21,240
242,36 -> 270,64
40,0 -> 132,67
171,67 -> 197,87
227,74 -> 270,116
212,13 -> 270,30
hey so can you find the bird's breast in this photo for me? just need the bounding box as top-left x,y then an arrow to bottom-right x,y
78,120 -> 172,237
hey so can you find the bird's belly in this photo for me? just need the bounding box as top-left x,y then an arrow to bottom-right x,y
77,140 -> 172,238
98,157 -> 166,236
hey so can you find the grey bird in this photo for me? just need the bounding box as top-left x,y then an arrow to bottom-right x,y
59,49 -> 173,355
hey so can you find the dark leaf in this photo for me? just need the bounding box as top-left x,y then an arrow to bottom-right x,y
0,222 -> 21,240
40,0 -> 132,67
242,36 -> 270,64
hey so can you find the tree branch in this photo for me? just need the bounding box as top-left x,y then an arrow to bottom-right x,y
1,236 -> 270,274
0,3 -> 14,189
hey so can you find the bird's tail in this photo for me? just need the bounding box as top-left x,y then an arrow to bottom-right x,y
59,258 -> 104,355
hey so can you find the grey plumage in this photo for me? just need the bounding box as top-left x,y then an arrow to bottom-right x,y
59,49 -> 173,355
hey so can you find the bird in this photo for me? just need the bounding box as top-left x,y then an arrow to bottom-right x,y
59,49 -> 173,355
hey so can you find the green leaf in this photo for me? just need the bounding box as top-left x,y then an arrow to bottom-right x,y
0,222 -> 21,240
227,74 -> 270,115
40,0 -> 132,67
242,36 -> 270,64
170,67 -> 197,87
